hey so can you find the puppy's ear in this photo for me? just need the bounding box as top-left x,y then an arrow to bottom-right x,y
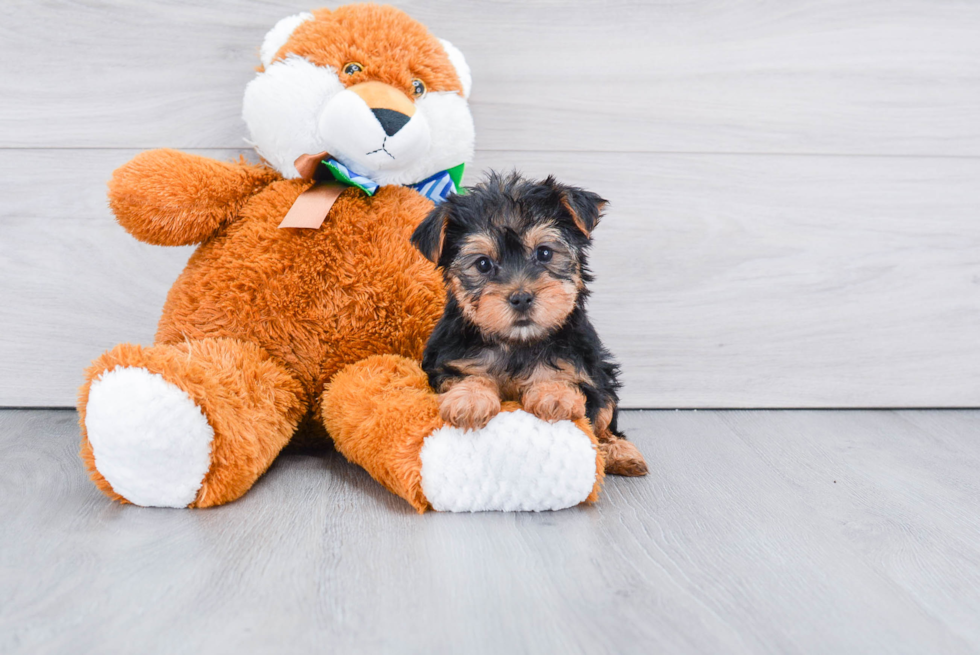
547,177 -> 608,239
412,203 -> 451,263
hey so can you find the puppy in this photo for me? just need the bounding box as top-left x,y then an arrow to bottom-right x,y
411,172 -> 648,476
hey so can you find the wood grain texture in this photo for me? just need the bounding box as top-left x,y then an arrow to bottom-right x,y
2,408 -> 979,653
717,410 -> 980,647
2,1 -> 979,407
0,0 -> 978,154
2,149 -> 978,407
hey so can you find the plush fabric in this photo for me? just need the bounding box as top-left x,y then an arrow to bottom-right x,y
321,355 -> 443,512
420,410 -> 603,512
79,3 -> 605,512
321,355 -> 604,513
107,149 -> 280,246
151,180 -> 445,404
85,366 -> 214,508
242,5 -> 474,183
80,338 -> 306,507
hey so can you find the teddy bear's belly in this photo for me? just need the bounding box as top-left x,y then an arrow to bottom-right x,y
155,185 -> 445,400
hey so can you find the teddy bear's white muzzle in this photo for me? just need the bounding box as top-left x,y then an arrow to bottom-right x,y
318,90 -> 431,176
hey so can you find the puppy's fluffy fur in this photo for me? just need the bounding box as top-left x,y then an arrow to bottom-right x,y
412,172 -> 648,476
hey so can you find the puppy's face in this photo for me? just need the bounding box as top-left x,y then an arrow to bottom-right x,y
413,173 -> 606,343
448,222 -> 580,342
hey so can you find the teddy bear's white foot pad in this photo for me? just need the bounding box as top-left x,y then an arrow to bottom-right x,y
85,366 -> 214,508
419,410 -> 598,512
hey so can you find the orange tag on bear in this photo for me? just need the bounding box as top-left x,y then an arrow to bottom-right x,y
278,182 -> 345,229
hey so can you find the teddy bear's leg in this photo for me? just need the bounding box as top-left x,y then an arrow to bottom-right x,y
320,355 -> 604,513
79,338 -> 306,508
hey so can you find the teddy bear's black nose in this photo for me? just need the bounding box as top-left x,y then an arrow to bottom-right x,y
371,108 -> 411,136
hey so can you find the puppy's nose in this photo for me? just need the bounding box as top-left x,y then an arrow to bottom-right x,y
508,291 -> 534,313
371,108 -> 411,136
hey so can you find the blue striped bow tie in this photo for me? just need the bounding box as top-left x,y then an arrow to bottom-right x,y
324,159 -> 465,205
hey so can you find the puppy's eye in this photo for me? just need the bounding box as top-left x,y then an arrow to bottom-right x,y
535,246 -> 553,263
475,257 -> 493,274
411,79 -> 427,97
343,62 -> 363,76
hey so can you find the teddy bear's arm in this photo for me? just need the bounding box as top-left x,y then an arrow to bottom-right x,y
108,149 -> 280,246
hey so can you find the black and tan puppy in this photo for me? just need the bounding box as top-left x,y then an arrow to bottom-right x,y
411,172 -> 647,476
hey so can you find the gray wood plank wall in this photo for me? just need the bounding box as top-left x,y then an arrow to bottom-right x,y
1,1 -> 978,408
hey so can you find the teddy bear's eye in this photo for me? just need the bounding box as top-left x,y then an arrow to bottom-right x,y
343,62 -> 363,76
411,79 -> 427,97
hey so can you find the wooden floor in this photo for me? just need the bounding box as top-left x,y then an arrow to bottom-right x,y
1,409 -> 978,654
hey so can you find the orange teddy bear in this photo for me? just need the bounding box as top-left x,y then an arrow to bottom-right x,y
79,4 -> 610,512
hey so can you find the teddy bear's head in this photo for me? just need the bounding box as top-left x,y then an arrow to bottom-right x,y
242,4 -> 474,186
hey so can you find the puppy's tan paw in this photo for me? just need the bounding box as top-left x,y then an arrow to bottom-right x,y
439,377 -> 501,430
522,381 -> 587,423
599,436 -> 648,476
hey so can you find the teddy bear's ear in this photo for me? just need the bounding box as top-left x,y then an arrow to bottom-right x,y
260,12 -> 315,68
412,203 -> 452,263
438,39 -> 472,99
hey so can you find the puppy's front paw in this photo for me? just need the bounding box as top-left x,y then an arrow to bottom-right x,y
522,381 -> 586,423
438,377 -> 501,430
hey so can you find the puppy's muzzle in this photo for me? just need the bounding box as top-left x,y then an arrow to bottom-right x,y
508,291 -> 535,314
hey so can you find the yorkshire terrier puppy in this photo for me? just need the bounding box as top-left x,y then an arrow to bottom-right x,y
411,172 -> 648,476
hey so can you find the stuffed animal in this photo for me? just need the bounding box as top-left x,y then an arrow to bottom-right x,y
78,3 -> 610,512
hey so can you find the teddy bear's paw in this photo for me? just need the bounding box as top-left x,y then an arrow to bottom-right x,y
84,366 -> 214,508
419,409 -> 598,512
